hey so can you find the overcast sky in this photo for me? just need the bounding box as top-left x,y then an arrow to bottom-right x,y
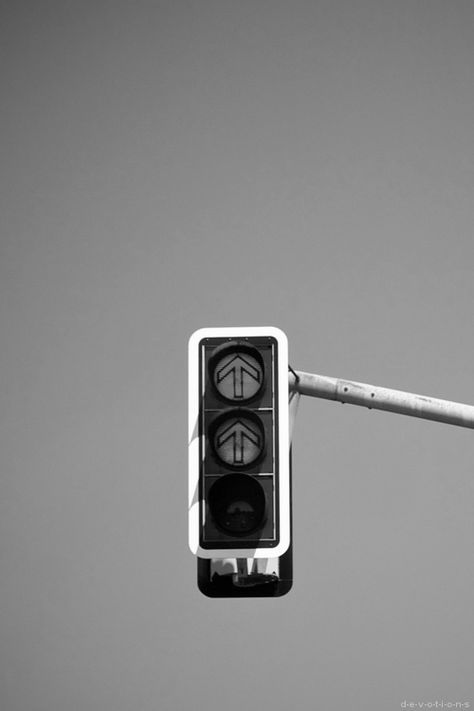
1,2 -> 474,710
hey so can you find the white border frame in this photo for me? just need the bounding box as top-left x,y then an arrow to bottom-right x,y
188,326 -> 290,559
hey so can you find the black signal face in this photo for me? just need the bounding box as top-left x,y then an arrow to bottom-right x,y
189,326 -> 289,563
199,336 -> 280,550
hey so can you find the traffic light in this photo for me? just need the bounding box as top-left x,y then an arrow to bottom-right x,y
188,327 -> 291,576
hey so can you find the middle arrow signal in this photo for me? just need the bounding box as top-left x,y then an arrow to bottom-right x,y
212,415 -> 264,467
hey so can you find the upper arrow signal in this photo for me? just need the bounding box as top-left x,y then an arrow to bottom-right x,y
215,353 -> 263,400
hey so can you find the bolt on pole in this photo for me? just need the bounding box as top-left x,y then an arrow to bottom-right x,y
289,370 -> 474,430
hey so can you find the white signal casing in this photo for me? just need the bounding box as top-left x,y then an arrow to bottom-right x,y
188,326 -> 290,559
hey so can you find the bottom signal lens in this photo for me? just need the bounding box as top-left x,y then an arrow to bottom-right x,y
208,474 -> 266,536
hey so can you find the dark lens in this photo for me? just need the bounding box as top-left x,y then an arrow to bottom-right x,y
208,474 -> 266,536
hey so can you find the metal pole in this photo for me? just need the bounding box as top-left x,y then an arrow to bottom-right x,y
289,370 -> 474,430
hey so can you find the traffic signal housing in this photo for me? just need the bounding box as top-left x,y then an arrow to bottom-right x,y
188,327 -> 290,560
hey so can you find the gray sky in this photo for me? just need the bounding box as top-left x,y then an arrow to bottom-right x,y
1,2 -> 473,710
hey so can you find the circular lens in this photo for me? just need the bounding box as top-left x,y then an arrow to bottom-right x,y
209,345 -> 264,402
208,474 -> 266,536
210,411 -> 265,468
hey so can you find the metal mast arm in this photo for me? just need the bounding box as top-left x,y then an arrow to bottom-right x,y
289,370 -> 474,430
